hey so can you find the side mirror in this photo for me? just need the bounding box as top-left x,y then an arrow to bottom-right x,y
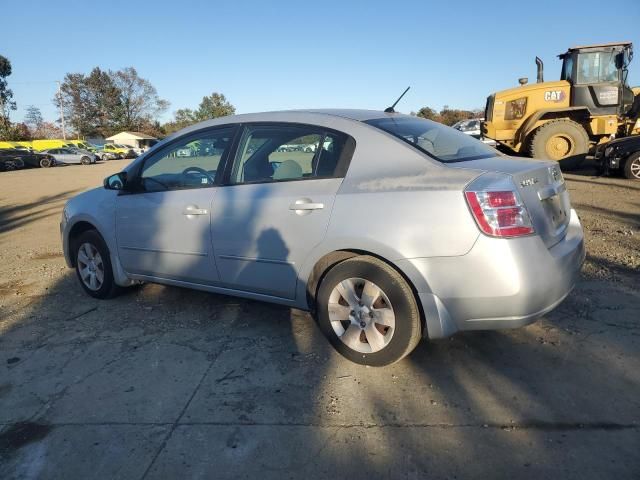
104,171 -> 127,190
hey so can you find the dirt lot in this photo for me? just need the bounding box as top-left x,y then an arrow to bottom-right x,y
0,161 -> 638,479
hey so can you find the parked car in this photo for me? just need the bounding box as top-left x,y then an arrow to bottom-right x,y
452,118 -> 497,146
101,144 -> 136,159
31,139 -> 77,151
0,151 -> 24,171
61,110 -> 585,366
0,148 -> 55,168
66,140 -> 98,153
42,148 -> 96,165
594,135 -> 640,180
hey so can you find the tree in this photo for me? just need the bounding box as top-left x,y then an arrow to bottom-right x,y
24,105 -> 43,132
413,105 -> 484,126
194,92 -> 235,121
0,55 -> 17,137
36,121 -> 63,139
163,92 -> 235,134
415,106 -> 440,122
111,67 -> 169,131
53,66 -> 168,137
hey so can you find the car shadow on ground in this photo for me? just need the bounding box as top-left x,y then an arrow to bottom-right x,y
0,190 -> 81,236
1,260 -> 639,478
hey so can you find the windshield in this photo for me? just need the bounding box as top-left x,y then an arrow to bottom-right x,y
365,116 -> 496,163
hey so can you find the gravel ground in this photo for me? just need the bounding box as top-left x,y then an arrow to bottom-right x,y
0,160 -> 638,479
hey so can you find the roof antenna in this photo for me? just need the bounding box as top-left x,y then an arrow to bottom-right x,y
384,86 -> 411,113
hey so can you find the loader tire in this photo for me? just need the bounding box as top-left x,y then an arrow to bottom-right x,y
529,119 -> 589,170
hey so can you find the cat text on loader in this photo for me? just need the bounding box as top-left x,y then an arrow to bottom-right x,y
481,42 -> 640,169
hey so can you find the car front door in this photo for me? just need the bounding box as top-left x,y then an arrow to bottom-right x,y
115,126 -> 237,284
210,123 -> 354,299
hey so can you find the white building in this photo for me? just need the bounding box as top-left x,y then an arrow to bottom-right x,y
106,132 -> 158,153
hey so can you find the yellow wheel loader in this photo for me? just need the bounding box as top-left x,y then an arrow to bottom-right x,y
482,42 -> 640,169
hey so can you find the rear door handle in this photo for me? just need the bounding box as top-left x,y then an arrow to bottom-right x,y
183,205 -> 208,216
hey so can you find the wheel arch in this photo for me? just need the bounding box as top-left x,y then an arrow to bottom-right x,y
67,220 -> 101,266
304,249 -> 428,334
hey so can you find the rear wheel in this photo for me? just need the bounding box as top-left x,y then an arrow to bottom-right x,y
39,157 -> 52,168
623,152 -> 640,180
73,230 -> 121,299
529,119 -> 589,170
315,255 -> 422,366
80,156 -> 91,165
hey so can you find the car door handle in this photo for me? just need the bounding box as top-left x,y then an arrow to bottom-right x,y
289,201 -> 324,211
183,205 -> 208,216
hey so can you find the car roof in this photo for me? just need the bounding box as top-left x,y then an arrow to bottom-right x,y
199,109 -> 409,126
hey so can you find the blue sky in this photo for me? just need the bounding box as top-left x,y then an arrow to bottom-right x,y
4,0 -> 639,123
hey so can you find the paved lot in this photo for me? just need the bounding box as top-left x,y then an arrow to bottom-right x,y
0,161 -> 639,479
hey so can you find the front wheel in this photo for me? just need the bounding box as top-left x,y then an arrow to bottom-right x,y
80,156 -> 91,165
73,230 -> 121,299
623,152 -> 640,180
529,119 -> 589,170
315,255 -> 422,366
39,157 -> 53,168
101,154 -> 109,161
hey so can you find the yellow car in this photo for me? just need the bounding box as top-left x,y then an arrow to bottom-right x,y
31,139 -> 76,151
100,144 -> 135,160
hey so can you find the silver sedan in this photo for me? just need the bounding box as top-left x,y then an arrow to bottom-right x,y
42,148 -> 97,165
60,110 -> 585,366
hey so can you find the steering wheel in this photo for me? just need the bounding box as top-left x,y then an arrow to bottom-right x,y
182,166 -> 215,184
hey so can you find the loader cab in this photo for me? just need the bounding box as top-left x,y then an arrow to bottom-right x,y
559,42 -> 635,116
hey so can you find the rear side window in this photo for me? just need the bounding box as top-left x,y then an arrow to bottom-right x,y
365,116 -> 496,163
231,124 -> 354,184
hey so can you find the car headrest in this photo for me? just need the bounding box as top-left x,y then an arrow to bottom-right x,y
273,160 -> 303,180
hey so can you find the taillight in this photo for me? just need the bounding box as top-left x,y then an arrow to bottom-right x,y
464,190 -> 534,237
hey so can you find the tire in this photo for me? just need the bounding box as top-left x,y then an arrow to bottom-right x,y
39,157 -> 52,168
529,119 -> 589,170
623,152 -> 640,180
80,156 -> 91,165
101,154 -> 109,162
72,230 -> 121,299
315,255 -> 422,366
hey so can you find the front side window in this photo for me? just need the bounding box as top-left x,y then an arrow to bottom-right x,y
561,55 -> 574,81
365,116 -> 496,163
139,127 -> 234,192
231,125 -> 350,183
576,51 -> 618,84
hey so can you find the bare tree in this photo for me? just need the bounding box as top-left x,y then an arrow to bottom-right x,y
111,67 -> 169,131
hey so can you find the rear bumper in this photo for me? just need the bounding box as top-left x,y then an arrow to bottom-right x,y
399,209 -> 585,339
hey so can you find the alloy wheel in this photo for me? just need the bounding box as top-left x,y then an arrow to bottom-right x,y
629,157 -> 640,179
77,242 -> 104,291
328,277 -> 395,353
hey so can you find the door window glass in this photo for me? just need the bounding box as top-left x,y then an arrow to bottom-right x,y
232,125 -> 349,183
140,127 -> 234,192
577,51 -> 618,84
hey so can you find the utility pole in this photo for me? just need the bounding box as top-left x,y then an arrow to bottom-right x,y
56,80 -> 66,140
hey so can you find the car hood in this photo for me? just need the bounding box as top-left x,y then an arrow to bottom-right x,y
606,136 -> 640,149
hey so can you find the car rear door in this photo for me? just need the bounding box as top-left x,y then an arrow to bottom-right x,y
210,123 -> 354,299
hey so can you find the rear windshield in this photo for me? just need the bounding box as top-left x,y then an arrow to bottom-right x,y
365,116 -> 497,163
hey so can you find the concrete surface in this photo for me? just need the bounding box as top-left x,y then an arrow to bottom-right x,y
0,161 -> 639,479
